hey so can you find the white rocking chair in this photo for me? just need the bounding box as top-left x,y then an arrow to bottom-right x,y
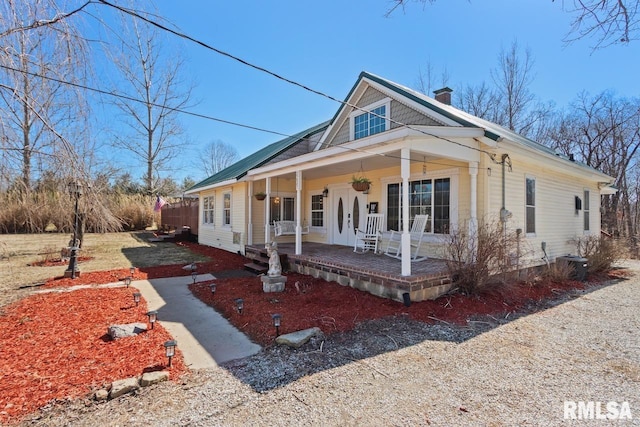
353,213 -> 385,254
385,214 -> 429,262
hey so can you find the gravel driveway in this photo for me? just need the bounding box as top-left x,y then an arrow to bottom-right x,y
23,261 -> 640,426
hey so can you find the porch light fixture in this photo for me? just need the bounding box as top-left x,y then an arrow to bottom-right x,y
235,298 -> 244,314
130,266 -> 135,277
164,340 -> 177,367
133,292 -> 141,306
192,270 -> 198,284
124,276 -> 132,288
272,313 -> 281,337
210,283 -> 216,295
147,310 -> 158,329
322,186 -> 329,198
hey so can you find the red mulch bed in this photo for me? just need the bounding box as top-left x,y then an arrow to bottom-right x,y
0,288 -> 186,425
3,241 -> 617,423
190,270 -> 594,347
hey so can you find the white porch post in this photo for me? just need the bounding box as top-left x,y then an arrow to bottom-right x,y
401,147 -> 411,276
248,181 -> 253,245
295,170 -> 302,255
469,161 -> 479,241
265,177 -> 271,243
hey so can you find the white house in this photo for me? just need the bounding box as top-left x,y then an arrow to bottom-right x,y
185,71 -> 615,300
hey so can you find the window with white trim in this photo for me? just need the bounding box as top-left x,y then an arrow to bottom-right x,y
223,193 -> 231,226
203,196 -> 214,225
584,189 -> 590,231
386,178 -> 450,234
525,177 -> 536,234
350,99 -> 390,140
311,194 -> 324,227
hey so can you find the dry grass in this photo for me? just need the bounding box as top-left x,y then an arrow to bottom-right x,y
0,232 -> 208,308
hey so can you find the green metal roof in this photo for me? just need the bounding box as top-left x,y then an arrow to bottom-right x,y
187,121 -> 330,192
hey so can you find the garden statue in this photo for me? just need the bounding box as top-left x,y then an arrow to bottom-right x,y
266,241 -> 281,276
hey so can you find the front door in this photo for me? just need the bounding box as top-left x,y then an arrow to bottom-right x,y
332,187 -> 367,247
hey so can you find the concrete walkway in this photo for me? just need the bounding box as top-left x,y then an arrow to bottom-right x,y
134,275 -> 261,369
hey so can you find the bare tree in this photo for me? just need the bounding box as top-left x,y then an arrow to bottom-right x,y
414,60 -> 450,96
106,10 -> 193,195
387,1 -> 640,48
561,0 -> 640,48
0,0 -> 90,194
545,91 -> 640,237
201,139 -> 239,177
491,40 -> 536,133
456,82 -> 502,123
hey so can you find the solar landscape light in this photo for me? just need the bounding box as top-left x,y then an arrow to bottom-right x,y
190,263 -> 197,272
147,310 -> 158,329
124,277 -> 132,288
272,313 -> 281,337
164,340 -> 177,367
210,283 -> 216,295
235,298 -> 244,314
192,270 -> 198,284
130,266 -> 135,276
133,292 -> 141,306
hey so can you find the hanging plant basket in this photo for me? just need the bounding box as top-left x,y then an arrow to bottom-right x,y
351,181 -> 370,192
254,193 -> 267,201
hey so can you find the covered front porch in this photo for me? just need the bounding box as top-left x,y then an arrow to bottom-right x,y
246,242 -> 453,302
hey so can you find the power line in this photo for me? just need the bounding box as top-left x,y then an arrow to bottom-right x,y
0,64 -> 290,139
0,63 -> 496,173
95,0 -> 497,159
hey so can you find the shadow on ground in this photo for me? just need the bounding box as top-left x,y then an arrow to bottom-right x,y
220,278 -> 623,393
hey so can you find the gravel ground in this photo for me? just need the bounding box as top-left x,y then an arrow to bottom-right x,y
17,260 -> 640,426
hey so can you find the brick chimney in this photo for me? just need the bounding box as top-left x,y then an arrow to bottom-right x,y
433,87 -> 453,105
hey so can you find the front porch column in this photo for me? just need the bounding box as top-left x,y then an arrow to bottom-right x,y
468,161 -> 478,241
295,170 -> 302,255
265,177 -> 271,243
248,181 -> 253,245
401,147 -> 411,276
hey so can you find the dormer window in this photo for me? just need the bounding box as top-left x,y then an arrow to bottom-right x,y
350,98 -> 390,140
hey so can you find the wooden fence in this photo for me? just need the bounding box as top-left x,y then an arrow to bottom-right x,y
160,199 -> 199,237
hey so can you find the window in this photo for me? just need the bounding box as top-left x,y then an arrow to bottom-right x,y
584,190 -> 590,231
270,195 -> 295,223
223,193 -> 231,226
203,196 -> 214,225
387,178 -> 450,234
311,194 -> 324,227
351,99 -> 390,140
525,177 -> 536,234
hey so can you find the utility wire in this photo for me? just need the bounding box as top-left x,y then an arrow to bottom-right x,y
0,63 -> 496,173
95,0 -> 497,159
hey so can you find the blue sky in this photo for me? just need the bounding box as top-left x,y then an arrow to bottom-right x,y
119,0 -> 639,182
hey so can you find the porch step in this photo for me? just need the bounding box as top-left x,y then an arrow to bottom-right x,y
244,262 -> 268,274
244,245 -> 289,273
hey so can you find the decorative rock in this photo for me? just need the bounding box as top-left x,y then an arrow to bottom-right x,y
140,371 -> 169,387
94,389 -> 109,401
107,323 -> 147,340
261,275 -> 287,293
109,377 -> 139,399
275,327 -> 322,348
